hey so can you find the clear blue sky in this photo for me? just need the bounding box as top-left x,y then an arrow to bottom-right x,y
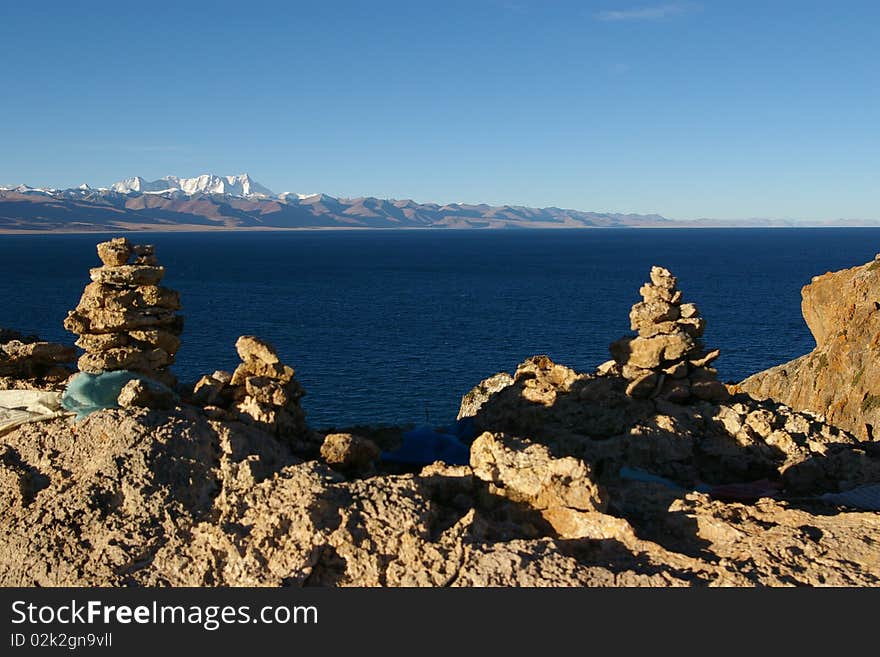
1,1 -> 877,220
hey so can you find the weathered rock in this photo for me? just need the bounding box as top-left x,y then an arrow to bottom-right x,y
132,244 -> 157,265
470,431 -> 607,515
739,256 -> 880,440
1,340 -> 76,365
677,317 -> 706,338
634,320 -> 679,338
628,333 -> 695,369
76,283 -> 181,312
0,348 -> 878,586
513,356 -> 584,407
230,361 -> 296,386
117,378 -> 176,410
650,265 -> 677,290
128,329 -> 181,354
244,376 -> 291,406
630,300 -> 680,330
663,361 -> 689,378
236,335 -> 280,365
64,308 -> 179,334
679,303 -> 699,319
609,336 -> 633,363
516,355 -> 580,390
596,360 -> 621,377
690,349 -> 720,368
458,372 -> 514,420
78,347 -> 172,373
192,373 -> 229,406
626,372 -> 661,399
639,283 -> 681,304
199,336 -> 310,450
691,379 -> 730,402
96,237 -> 131,267
89,265 -> 165,286
5,247 -> 880,586
0,337 -> 76,384
320,433 -> 380,475
75,333 -> 129,351
469,352 -> 876,495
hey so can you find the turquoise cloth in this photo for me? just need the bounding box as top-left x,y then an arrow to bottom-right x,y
61,371 -> 175,420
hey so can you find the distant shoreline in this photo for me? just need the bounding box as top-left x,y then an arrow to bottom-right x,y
4,223 -> 880,235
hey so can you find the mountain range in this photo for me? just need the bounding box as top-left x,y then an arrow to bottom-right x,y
0,173 -> 876,232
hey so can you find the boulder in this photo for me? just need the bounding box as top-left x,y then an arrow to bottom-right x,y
89,265 -> 165,286
117,378 -> 176,410
628,333 -> 694,369
320,433 -> 381,474
96,237 -> 131,267
235,335 -> 280,365
470,431 -> 606,514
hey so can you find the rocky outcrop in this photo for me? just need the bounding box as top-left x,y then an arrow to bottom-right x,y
0,335 -> 75,388
117,378 -> 177,410
63,237 -> 182,387
606,266 -> 728,403
1,247 -> 879,587
739,255 -> 880,441
319,433 -> 380,475
470,431 -> 608,539
1,387 -> 878,586
457,372 -> 514,420
192,336 -> 312,452
470,354 -> 880,496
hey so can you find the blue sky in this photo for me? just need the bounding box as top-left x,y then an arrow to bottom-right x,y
1,0 -> 877,220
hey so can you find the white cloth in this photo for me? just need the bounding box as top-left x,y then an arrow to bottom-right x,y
0,389 -> 68,436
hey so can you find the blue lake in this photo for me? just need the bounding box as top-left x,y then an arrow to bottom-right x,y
1,228 -> 878,427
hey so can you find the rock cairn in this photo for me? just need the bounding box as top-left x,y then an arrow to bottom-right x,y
63,237 -> 182,387
607,266 -> 728,403
193,336 -> 309,447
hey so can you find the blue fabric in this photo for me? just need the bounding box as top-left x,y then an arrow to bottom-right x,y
618,466 -> 686,491
618,466 -> 712,493
821,484 -> 880,511
61,371 -> 175,420
382,426 -> 470,466
452,416 -> 478,442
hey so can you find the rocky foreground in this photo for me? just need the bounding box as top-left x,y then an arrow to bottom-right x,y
1,241 -> 879,586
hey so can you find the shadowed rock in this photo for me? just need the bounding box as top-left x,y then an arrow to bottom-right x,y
739,254 -> 880,441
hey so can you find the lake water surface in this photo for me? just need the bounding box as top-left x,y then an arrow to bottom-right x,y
1,228 -> 878,426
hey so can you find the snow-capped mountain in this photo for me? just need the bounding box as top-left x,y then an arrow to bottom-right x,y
110,173 -> 274,198
0,174 -> 691,231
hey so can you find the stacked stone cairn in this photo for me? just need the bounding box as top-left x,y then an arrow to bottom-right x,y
607,266 -> 729,403
63,237 -> 182,388
192,336 -> 310,447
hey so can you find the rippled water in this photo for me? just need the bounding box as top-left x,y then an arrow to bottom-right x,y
1,229 -> 878,427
